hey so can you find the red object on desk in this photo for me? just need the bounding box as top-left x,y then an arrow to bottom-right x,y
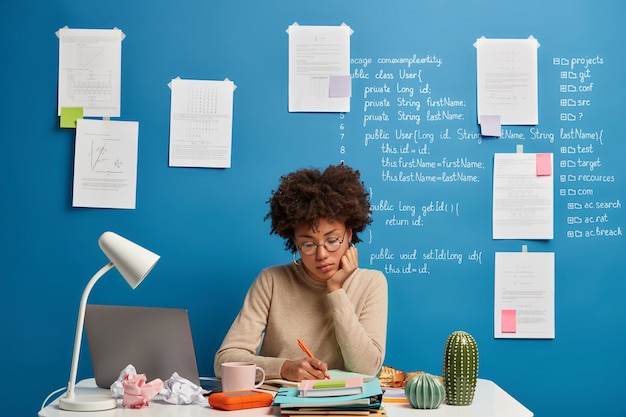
208,390 -> 274,411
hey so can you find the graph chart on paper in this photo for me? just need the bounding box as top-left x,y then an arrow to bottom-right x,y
90,138 -> 125,174
66,71 -> 114,104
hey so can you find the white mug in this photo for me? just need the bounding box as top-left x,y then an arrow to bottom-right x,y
221,362 -> 265,392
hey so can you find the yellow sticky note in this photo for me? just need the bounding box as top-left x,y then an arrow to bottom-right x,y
60,107 -> 83,128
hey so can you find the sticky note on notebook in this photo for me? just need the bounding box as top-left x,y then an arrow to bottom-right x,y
298,377 -> 364,397
314,380 -> 346,389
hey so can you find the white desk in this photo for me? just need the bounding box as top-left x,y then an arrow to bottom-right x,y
39,378 -> 533,417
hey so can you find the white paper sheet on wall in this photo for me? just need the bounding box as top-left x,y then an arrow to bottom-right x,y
494,250 -> 555,339
168,77 -> 236,168
72,119 -> 139,209
492,152 -> 554,239
287,23 -> 352,113
57,27 -> 124,118
475,36 -> 539,126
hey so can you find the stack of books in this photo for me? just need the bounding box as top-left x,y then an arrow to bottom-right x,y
381,387 -> 408,404
272,377 -> 384,416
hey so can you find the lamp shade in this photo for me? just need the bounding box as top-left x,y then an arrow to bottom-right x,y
98,231 -> 160,289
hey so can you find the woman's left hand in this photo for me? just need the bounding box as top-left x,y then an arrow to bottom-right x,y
327,245 -> 358,292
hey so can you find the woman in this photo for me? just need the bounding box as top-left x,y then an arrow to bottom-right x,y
214,164 -> 388,381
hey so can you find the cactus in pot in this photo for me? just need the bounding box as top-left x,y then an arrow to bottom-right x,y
442,330 -> 478,405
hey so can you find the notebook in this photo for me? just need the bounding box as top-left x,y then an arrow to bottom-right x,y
84,304 -> 201,388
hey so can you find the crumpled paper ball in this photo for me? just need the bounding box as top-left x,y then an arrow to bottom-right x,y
160,372 -> 205,405
109,364 -> 205,406
121,373 -> 163,408
110,364 -> 137,398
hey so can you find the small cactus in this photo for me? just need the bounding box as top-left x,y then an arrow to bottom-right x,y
404,373 -> 445,409
442,330 -> 478,405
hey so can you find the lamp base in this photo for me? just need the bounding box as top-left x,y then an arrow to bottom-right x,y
59,394 -> 117,411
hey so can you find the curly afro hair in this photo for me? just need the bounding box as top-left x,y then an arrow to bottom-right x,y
265,164 -> 372,253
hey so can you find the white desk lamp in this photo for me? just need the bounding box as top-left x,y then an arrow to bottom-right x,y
59,231 -> 160,412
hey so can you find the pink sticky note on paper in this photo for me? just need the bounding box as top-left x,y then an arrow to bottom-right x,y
479,115 -> 501,137
536,153 -> 552,176
501,309 -> 517,333
329,75 -> 352,98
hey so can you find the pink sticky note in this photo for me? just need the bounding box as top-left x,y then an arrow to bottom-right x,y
479,115 -> 501,137
536,153 -> 552,176
329,75 -> 352,98
501,309 -> 517,333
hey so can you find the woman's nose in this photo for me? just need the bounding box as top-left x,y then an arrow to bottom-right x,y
315,244 -> 329,259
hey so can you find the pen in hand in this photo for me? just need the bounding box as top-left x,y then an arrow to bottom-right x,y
297,338 -> 330,379
298,338 -> 316,358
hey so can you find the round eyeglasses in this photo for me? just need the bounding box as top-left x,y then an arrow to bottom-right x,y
296,231 -> 346,256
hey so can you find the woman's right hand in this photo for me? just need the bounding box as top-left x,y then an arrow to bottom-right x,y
280,358 -> 330,381
327,245 -> 359,292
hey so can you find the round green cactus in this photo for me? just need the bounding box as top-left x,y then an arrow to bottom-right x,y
442,330 -> 478,405
404,373 -> 445,409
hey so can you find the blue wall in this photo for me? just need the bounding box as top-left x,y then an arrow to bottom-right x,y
2,1 -> 624,416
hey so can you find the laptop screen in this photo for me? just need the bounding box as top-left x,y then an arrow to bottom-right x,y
84,304 -> 201,388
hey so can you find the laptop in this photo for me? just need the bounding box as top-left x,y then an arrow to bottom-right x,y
84,304 -> 201,388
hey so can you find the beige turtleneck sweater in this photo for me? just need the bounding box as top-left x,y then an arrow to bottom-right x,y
214,262 -> 388,379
